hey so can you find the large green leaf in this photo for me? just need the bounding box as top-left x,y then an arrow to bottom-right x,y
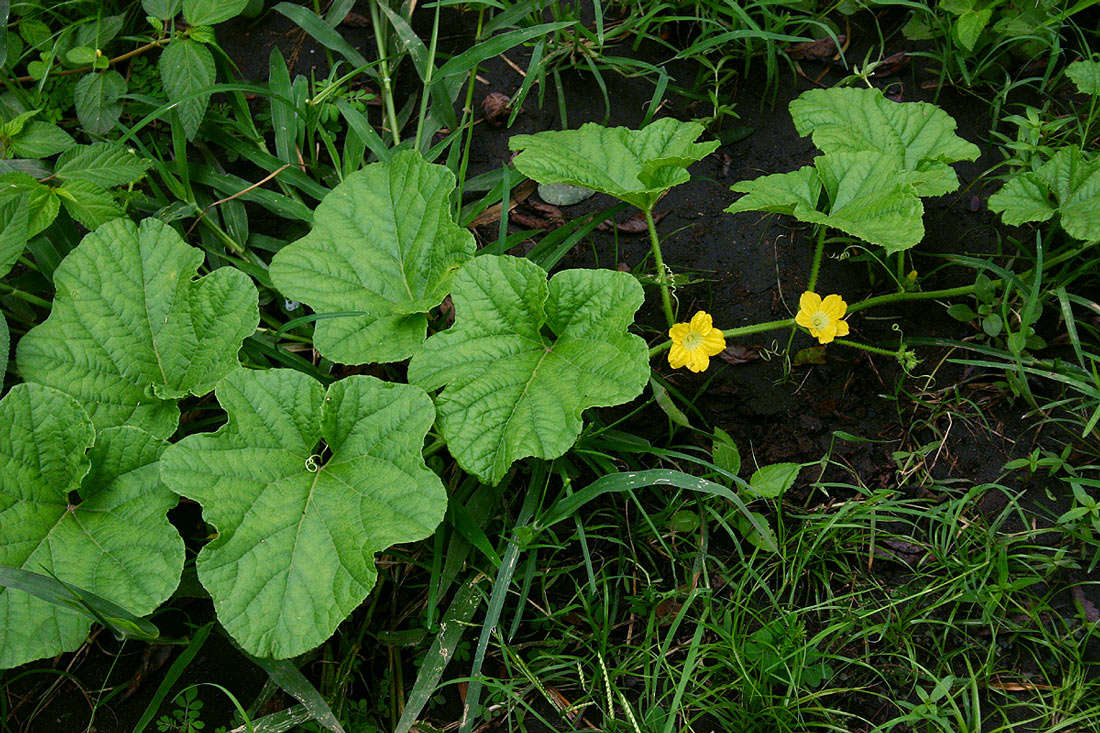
74,71 -> 127,136
8,121 -> 76,158
159,39 -> 215,139
0,196 -> 28,278
270,150 -> 475,364
0,312 -> 7,391
408,255 -> 649,485
508,119 -> 719,210
0,383 -> 183,669
56,179 -> 124,230
727,151 -> 924,253
18,217 -> 258,437
183,0 -> 248,25
159,368 -> 446,658
988,147 -> 1100,241
1067,60 -> 1100,96
789,87 -> 979,197
0,172 -> 59,236
56,142 -> 153,188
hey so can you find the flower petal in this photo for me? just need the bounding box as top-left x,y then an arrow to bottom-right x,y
669,323 -> 691,342
821,294 -> 847,319
835,318 -> 850,337
688,351 -> 709,372
816,322 -> 838,344
701,330 -> 726,355
690,311 -> 713,331
795,309 -> 814,328
799,291 -> 822,313
669,344 -> 689,369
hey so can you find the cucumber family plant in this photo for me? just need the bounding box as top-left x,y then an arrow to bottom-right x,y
1,80 -> 1043,682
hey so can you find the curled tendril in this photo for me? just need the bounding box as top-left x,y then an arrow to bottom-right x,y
304,454 -> 322,472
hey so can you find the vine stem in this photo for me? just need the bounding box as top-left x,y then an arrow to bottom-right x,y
369,0 -> 401,146
649,317 -> 794,356
645,207 -> 676,329
647,283 -> 985,357
833,338 -> 900,358
13,39 -> 172,83
805,225 -> 827,293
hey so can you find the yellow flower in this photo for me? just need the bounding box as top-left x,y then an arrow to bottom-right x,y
795,291 -> 850,344
669,311 -> 726,372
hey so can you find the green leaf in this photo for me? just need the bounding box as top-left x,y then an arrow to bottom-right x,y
508,119 -> 719,210
0,384 -> 183,669
183,0 -> 248,25
988,147 -> 1100,240
159,368 -> 446,658
9,121 -> 76,158
954,8 -> 992,50
650,375 -> 691,428
1067,60 -> 1100,96
75,15 -> 125,49
56,142 -> 153,187
408,255 -> 649,485
946,303 -> 978,321
712,427 -> 741,476
143,0 -> 182,20
2,110 -> 39,139
57,179 -> 124,230
789,87 -> 979,197
0,196 -> 28,278
727,151 -> 925,253
66,46 -> 98,65
0,172 -> 59,236
0,567 -> 160,642
734,510 -> 777,552
270,150 -> 475,364
74,71 -> 127,136
0,312 -> 8,391
746,462 -> 800,499
18,217 -> 259,437
271,3 -> 367,68
159,39 -> 215,139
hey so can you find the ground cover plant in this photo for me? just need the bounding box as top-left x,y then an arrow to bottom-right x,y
1,0 -> 1100,731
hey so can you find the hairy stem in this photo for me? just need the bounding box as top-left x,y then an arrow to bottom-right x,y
646,207 -> 676,329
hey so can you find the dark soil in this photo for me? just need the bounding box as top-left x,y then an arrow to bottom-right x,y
5,3 -> 1095,733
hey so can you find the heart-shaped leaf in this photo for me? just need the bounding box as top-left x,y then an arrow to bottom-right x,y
988,147 -> 1100,241
18,217 -> 259,437
270,150 -> 475,364
789,87 -> 979,197
727,151 -> 925,253
408,255 -> 649,485
159,368 -> 446,658
0,383 -> 184,669
508,119 -> 719,210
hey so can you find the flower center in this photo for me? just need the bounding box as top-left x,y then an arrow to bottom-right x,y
810,311 -> 830,331
682,330 -> 703,350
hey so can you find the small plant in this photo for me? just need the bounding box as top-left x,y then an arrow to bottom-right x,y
156,687 -> 207,733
